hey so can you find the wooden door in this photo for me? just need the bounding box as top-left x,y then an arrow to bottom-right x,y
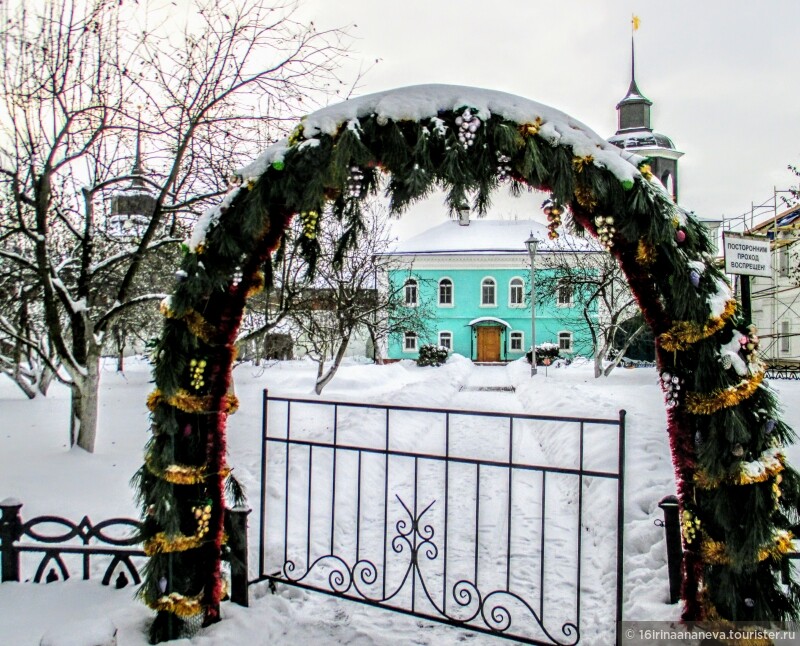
477,326 -> 501,362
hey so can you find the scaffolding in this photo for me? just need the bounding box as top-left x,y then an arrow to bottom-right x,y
711,189 -> 800,368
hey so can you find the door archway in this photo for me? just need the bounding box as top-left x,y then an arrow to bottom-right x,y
137,85 -> 799,640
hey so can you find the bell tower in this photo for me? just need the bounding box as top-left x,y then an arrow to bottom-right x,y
608,37 -> 683,202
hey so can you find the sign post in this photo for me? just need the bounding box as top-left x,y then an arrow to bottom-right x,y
722,232 -> 772,323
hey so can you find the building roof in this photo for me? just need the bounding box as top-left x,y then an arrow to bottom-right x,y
389,219 -> 600,255
747,204 -> 800,234
608,130 -> 677,151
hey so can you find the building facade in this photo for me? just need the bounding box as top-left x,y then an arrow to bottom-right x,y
384,219 -> 599,362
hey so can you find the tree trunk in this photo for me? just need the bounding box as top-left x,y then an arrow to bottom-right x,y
72,353 -> 101,452
315,336 -> 350,395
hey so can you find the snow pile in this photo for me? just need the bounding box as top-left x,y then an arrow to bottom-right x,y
2,357 -> 799,645
40,617 -> 117,646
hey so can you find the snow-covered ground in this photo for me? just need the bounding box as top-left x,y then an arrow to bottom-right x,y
1,356 -> 799,646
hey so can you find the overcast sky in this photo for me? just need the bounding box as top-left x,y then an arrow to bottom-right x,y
299,0 -> 800,237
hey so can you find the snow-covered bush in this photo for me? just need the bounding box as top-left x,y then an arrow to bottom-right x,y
417,344 -> 449,367
526,342 -> 560,366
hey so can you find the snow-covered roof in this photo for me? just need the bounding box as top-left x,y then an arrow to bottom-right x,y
388,219 -> 601,255
467,316 -> 511,328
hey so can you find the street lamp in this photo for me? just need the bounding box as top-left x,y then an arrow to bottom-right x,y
525,232 -> 539,376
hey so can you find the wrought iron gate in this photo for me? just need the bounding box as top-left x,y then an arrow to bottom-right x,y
254,390 -> 625,645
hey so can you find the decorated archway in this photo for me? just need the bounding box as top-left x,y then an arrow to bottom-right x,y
136,85 -> 799,641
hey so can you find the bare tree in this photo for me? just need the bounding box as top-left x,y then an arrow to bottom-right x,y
535,236 -> 646,377
287,206 -> 434,394
0,0 -> 352,451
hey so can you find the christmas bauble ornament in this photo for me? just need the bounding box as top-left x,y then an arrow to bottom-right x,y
496,153 -> 512,181
694,430 -> 703,446
721,354 -> 733,370
744,598 -> 755,608
346,165 -> 365,198
456,109 -> 481,149
271,160 -> 285,171
765,419 -> 777,434
732,444 -> 745,457
690,271 -> 701,288
676,229 -> 686,243
159,577 -> 168,593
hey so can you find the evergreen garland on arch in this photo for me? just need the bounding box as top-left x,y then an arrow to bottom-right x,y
136,88 -> 800,641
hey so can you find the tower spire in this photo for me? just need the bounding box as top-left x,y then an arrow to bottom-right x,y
131,117 -> 145,188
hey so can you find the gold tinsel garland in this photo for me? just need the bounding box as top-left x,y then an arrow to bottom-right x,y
636,240 -> 657,267
694,449 -> 785,489
685,371 -> 765,416
658,300 -> 737,352
144,529 -> 228,556
144,532 -> 204,556
246,271 -> 265,298
700,530 -> 794,566
148,581 -> 228,617
145,455 -> 232,486
149,592 -> 204,617
160,303 -> 217,344
572,155 -> 594,173
147,388 -> 239,416
698,593 -> 774,646
519,117 -> 543,136
574,185 -> 598,210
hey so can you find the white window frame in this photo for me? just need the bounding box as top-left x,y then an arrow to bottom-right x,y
780,320 -> 791,354
508,277 -> 525,307
404,279 -> 418,306
480,277 -> 497,307
558,330 -> 573,353
438,331 -> 453,350
509,330 -> 524,352
438,277 -> 454,307
403,331 -> 418,352
557,280 -> 573,307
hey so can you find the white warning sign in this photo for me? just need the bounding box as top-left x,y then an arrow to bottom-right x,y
722,232 -> 772,277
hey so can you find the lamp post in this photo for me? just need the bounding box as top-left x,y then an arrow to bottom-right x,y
525,232 -> 539,376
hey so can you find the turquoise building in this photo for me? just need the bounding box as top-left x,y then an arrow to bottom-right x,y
384,218 -> 600,362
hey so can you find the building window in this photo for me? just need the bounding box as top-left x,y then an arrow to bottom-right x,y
509,277 -> 524,307
509,331 -> 524,351
779,246 -> 790,278
557,281 -> 573,307
781,320 -> 791,354
439,331 -> 452,350
403,331 -> 417,352
438,278 -> 453,306
558,331 -> 573,352
481,277 -> 496,306
404,279 -> 418,306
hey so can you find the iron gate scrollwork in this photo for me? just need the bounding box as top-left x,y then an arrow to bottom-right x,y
255,392 -> 625,645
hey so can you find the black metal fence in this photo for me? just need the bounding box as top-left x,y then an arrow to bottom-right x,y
0,500 -> 145,587
0,500 -> 251,606
766,363 -> 800,380
255,391 -> 626,645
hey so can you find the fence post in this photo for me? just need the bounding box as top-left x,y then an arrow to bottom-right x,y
0,498 -> 23,582
227,506 -> 251,607
657,495 -> 682,604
